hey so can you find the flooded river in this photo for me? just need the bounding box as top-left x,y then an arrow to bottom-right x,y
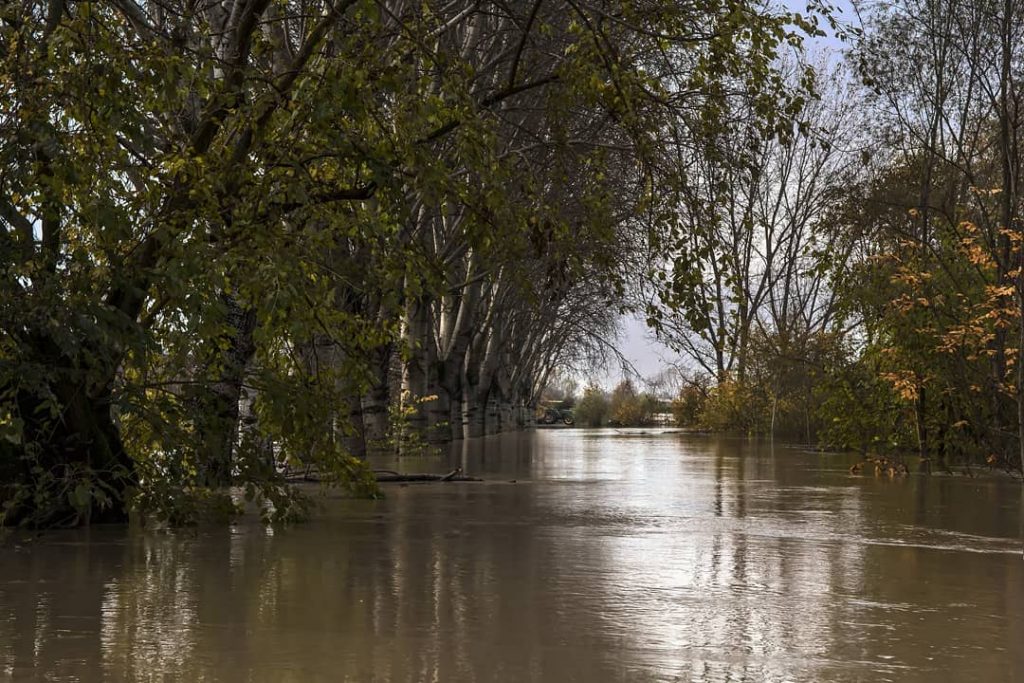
1,430 -> 1022,682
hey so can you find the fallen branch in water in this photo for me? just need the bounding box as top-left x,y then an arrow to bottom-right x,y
284,467 -> 482,483
375,467 -> 482,483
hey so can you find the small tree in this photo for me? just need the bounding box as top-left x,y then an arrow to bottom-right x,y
608,380 -> 637,425
574,385 -> 609,427
671,374 -> 710,427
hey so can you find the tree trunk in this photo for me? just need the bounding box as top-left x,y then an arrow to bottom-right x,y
915,384 -> 928,466
340,393 -> 367,459
448,383 -> 463,441
193,296 -> 257,488
425,384 -> 451,444
484,392 -> 502,435
462,380 -> 486,439
499,402 -> 514,432
5,365 -> 136,526
401,297 -> 432,439
362,384 -> 391,454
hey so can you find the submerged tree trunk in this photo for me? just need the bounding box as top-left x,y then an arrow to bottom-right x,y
362,345 -> 393,454
425,382 -> 451,444
915,384 -> 928,467
54,385 -> 136,524
193,295 -> 258,488
448,382 -> 463,442
484,391 -> 502,435
462,380 -> 487,439
402,296 -> 432,440
5,341 -> 137,526
339,393 -> 367,459
428,354 -> 466,444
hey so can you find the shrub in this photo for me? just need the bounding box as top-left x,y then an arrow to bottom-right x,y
671,375 -> 710,426
574,384 -> 609,427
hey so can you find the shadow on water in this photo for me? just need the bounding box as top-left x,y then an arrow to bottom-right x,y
1,430 -> 1022,682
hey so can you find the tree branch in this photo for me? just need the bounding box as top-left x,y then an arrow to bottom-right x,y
507,0 -> 544,91
418,74 -> 560,144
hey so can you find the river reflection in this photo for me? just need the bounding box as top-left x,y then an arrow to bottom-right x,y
1,431 -> 1022,682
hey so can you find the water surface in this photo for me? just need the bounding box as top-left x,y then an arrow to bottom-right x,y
2,431 -> 1022,681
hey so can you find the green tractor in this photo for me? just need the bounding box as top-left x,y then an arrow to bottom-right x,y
540,404 -> 575,426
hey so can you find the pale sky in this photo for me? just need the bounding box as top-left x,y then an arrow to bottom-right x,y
579,314 -> 682,392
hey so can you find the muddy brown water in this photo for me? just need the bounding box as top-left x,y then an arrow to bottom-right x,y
1,430 -> 1022,682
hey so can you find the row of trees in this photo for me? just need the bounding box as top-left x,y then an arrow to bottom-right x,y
0,0 -> 813,524
656,0 -> 1024,475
